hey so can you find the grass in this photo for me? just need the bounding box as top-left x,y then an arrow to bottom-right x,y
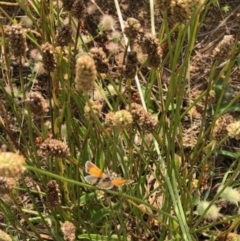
0,0 -> 240,240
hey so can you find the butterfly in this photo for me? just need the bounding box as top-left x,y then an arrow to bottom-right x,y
84,161 -> 134,189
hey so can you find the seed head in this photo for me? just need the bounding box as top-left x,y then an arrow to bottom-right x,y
26,92 -> 49,117
213,114 -> 235,141
55,24 -> 72,47
38,138 -> 70,158
100,14 -> 116,31
218,186 -> 240,205
212,35 -> 235,61
75,54 -> 97,93
41,42 -> 56,72
84,99 -> 103,120
105,110 -> 133,129
89,47 -> 109,73
129,103 -> 158,133
0,177 -> 16,194
46,180 -> 61,207
227,121 -> 240,140
60,221 -> 76,241
0,229 -> 11,241
6,24 -> 27,57
124,18 -> 141,40
0,152 -> 25,178
71,0 -> 88,19
196,201 -> 220,220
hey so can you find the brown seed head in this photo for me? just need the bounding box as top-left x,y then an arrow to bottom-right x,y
55,24 -> 72,47
26,92 -> 49,117
38,138 -> 70,158
213,114 -> 235,141
46,180 -> 61,207
89,47 -> 109,73
0,177 -> 16,194
41,42 -> 56,72
6,24 -> 27,57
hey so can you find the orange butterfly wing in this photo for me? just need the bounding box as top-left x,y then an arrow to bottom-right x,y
85,161 -> 107,178
111,178 -> 134,187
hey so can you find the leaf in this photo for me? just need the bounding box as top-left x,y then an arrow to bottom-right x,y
90,208 -> 111,224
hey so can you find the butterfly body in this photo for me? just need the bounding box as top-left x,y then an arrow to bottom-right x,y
84,161 -> 133,189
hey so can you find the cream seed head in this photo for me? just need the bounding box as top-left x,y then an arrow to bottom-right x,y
0,152 -> 25,178
217,186 -> 240,205
196,201 -> 220,220
75,54 -> 97,93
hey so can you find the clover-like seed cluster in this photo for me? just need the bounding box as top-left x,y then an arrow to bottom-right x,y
90,47 -> 109,73
227,121 -> 240,140
6,24 -> 27,57
0,176 -> 16,194
128,103 -> 158,133
38,138 -> 70,158
41,42 -> 57,72
26,92 -> 49,117
84,99 -> 103,120
156,0 -> 204,23
0,229 -> 12,241
0,152 -> 25,178
60,221 -> 76,241
75,54 -> 97,93
61,0 -> 75,11
46,180 -> 61,207
212,35 -> 235,61
141,34 -> 162,67
55,24 -> 72,47
124,51 -> 138,79
105,110 -> 133,129
71,0 -> 88,19
124,18 -> 141,40
213,114 -> 235,141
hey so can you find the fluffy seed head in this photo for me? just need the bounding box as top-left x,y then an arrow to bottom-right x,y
100,14 -> 116,31
217,186 -> 240,205
196,201 -> 220,220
